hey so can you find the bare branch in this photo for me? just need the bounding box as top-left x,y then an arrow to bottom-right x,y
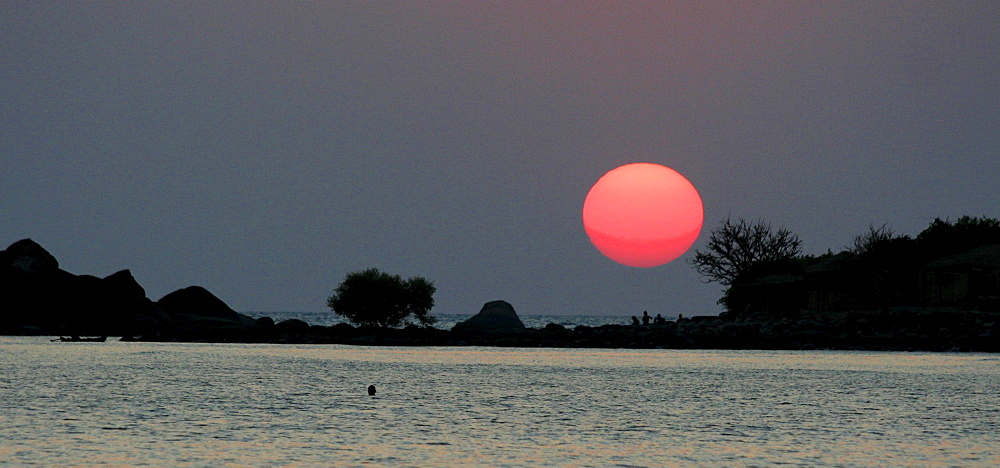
688,217 -> 802,286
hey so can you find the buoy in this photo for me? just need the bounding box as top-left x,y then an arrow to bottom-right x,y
368,385 -> 376,396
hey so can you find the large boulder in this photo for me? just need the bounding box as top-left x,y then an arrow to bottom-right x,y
157,286 -> 241,320
452,300 -> 526,333
1,238 -> 59,277
156,285 -> 260,338
103,269 -> 147,298
1,239 -> 72,332
99,270 -> 170,335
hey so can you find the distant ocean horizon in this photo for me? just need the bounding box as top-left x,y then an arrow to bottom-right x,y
242,311 -> 683,330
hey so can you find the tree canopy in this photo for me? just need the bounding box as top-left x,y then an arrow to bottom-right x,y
327,268 -> 436,328
916,216 -> 1000,260
688,217 -> 802,287
692,215 -> 999,316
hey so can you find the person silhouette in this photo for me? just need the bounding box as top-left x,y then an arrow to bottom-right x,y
368,385 -> 376,396
631,316 -> 640,326
654,313 -> 666,325
642,311 -> 651,326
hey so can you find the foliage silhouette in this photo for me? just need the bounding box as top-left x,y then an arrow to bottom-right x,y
849,224 -> 911,256
327,268 -> 437,328
702,215 -> 1000,316
916,216 -> 1000,261
689,217 -> 802,287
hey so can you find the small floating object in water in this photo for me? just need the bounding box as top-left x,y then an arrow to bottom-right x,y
368,385 -> 376,396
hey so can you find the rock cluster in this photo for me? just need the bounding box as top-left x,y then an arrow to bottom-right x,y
0,239 -> 254,337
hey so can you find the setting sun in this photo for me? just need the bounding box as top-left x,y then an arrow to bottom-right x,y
583,163 -> 704,267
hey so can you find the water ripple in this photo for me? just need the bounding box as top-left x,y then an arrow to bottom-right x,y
0,337 -> 997,466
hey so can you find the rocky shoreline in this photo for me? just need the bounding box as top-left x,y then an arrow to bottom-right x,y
3,239 -> 997,352
120,308 -> 998,353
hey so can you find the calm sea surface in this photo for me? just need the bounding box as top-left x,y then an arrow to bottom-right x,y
2,336 -> 998,466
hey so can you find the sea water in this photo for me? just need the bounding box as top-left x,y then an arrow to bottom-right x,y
1,336 -> 998,466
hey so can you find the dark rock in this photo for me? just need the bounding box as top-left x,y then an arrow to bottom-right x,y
2,238 -> 59,276
452,300 -> 526,332
0,240 -> 179,336
97,270 -> 171,335
152,286 -> 258,339
544,323 -> 566,332
158,286 -> 241,320
330,322 -> 355,335
122,307 -> 170,336
103,270 -> 146,298
275,319 -> 311,335
0,240 -> 256,339
256,316 -> 275,328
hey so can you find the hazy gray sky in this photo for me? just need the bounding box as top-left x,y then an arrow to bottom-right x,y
3,2 -> 998,317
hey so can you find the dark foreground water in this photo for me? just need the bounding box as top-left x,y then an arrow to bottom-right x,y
2,337 -> 998,466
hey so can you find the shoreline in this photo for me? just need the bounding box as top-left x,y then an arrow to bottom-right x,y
5,239 -> 996,353
17,308 -> 989,353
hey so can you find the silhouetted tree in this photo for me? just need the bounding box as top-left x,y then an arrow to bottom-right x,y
916,216 -> 1000,261
846,224 -> 917,310
848,224 -> 910,256
689,217 -> 802,287
327,268 -> 437,328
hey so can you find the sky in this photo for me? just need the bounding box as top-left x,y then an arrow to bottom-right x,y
3,2 -> 998,319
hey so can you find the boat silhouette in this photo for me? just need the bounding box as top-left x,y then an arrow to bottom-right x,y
52,336 -> 107,342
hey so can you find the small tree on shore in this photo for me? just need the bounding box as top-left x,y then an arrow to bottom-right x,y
327,268 -> 437,328
689,217 -> 803,287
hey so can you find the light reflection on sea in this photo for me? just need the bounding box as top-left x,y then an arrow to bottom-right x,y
1,336 -> 998,466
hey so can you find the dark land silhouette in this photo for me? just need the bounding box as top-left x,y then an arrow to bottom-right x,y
696,216 -> 1000,320
1,227 -> 998,351
0,238 -> 258,338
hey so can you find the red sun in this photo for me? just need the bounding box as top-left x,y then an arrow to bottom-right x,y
583,163 -> 704,268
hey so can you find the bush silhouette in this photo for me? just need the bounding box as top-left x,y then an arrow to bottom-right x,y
916,216 -> 1000,261
327,268 -> 436,328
